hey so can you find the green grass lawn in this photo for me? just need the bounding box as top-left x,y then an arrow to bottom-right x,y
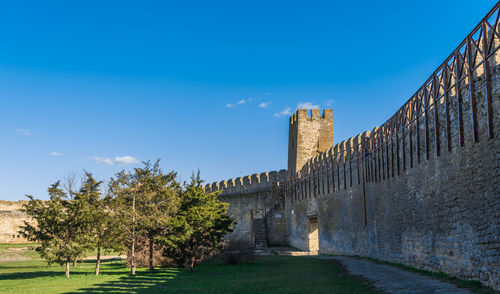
0,245 -> 377,294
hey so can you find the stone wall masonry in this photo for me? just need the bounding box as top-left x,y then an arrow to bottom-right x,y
205,169 -> 289,196
220,188 -> 288,247
287,130 -> 368,204
207,169 -> 289,247
0,201 -> 31,244
286,10 -> 500,290
288,109 -> 334,174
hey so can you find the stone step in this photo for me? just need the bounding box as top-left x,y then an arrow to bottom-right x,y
253,218 -> 268,248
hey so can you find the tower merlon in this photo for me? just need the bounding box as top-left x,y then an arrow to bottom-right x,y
260,172 -> 269,182
251,173 -> 260,184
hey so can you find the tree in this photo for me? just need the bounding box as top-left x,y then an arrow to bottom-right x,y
20,182 -> 86,278
75,172 -> 122,276
109,160 -> 180,274
134,161 -> 180,273
62,171 -> 82,267
108,170 -> 139,275
158,172 -> 234,272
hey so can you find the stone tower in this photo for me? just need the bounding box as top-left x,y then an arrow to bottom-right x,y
288,109 -> 333,174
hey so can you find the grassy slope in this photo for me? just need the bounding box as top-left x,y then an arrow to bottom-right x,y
0,246 -> 377,294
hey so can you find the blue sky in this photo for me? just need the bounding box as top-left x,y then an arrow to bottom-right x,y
1,0 -> 497,200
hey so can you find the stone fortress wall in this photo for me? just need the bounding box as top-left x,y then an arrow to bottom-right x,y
285,6 -> 500,290
0,201 -> 30,244
205,170 -> 289,247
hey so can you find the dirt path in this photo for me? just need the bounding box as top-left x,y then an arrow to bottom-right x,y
319,256 -> 472,294
83,255 -> 126,260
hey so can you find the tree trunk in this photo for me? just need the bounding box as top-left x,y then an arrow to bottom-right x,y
149,237 -> 154,273
65,260 -> 70,278
131,192 -> 136,276
73,258 -> 77,267
95,245 -> 101,276
188,256 -> 194,273
131,234 -> 136,275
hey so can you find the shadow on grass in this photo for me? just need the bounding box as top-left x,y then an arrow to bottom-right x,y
0,262 -> 126,280
63,269 -> 179,294
1,256 -> 379,293
63,256 -> 380,294
0,268 -> 126,280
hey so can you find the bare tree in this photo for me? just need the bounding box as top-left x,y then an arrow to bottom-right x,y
63,172 -> 78,200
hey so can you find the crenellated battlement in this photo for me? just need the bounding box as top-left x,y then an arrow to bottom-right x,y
205,169 -> 289,196
289,109 -> 333,125
298,130 -> 370,177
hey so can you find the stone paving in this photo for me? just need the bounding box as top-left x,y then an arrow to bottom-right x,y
319,256 -> 473,294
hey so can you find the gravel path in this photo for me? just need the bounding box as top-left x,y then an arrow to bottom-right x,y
319,256 -> 472,294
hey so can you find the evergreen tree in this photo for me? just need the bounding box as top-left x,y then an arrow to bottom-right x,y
158,172 -> 234,272
20,182 -> 86,278
108,170 -> 139,275
109,160 -> 179,274
133,161 -> 179,273
76,172 -> 122,276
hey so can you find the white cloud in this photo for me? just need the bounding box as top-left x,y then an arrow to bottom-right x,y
94,155 -> 139,166
114,156 -> 140,165
16,129 -> 32,136
49,152 -> 63,156
297,102 -> 320,109
259,101 -> 271,108
94,156 -> 114,165
273,101 -> 322,118
324,99 -> 334,107
226,97 -> 253,108
273,107 -> 292,117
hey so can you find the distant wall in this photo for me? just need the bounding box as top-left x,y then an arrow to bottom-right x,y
207,170 -> 289,246
0,201 -> 31,244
